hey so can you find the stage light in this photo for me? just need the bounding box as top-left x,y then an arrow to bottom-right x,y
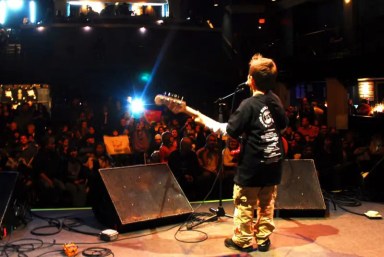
7,0 -> 23,10
0,1 -> 6,24
358,81 -> 374,101
5,90 -> 13,100
373,103 -> 384,114
206,20 -> 214,29
139,72 -> 151,82
29,1 -> 36,23
139,27 -> 146,34
130,98 -> 145,117
83,26 -> 91,31
27,89 -> 36,99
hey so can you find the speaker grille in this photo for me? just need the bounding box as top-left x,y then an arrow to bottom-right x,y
95,163 -> 194,231
276,159 -> 327,217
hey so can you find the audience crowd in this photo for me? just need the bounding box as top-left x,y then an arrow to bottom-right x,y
0,95 -> 383,208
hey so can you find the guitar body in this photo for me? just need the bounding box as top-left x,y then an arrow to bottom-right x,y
282,136 -> 289,155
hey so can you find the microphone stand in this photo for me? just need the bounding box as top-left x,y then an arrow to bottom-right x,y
214,87 -> 246,104
187,85 -> 246,229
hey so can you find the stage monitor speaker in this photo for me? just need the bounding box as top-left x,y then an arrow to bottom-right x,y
92,163 -> 194,232
275,159 -> 327,217
0,171 -> 20,239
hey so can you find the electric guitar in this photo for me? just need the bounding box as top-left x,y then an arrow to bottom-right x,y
154,94 -> 289,154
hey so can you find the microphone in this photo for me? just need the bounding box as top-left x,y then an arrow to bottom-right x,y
236,81 -> 248,90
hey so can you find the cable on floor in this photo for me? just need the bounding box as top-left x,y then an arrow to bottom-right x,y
323,189 -> 365,217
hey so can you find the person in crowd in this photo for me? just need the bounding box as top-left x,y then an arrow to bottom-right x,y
158,131 -> 177,163
297,116 -> 319,143
116,116 -> 131,136
341,130 -> 358,162
189,54 -> 288,252
2,121 -> 19,149
194,124 -> 211,151
301,143 -> 315,159
168,137 -> 201,201
94,142 -> 114,169
313,124 -> 328,150
16,134 -> 38,178
169,118 -> 181,131
195,133 -> 221,200
311,100 -> 325,125
180,118 -> 195,137
76,119 -> 89,140
298,97 -> 315,124
356,99 -> 371,116
282,126 -> 295,145
33,136 -> 66,207
32,103 -> 51,139
288,131 -> 306,159
56,124 -> 72,143
57,136 -> 73,157
15,134 -> 39,205
285,105 -> 298,131
25,123 -> 38,144
78,134 -> 97,162
62,146 -> 88,207
157,125 -> 165,135
14,103 -> 34,133
85,125 -> 101,144
170,128 -> 180,149
131,119 -> 151,164
348,99 -> 357,115
148,133 -> 162,163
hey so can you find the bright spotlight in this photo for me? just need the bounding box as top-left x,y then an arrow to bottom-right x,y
139,27 -> 146,33
7,0 -> 23,10
5,90 -> 13,100
0,1 -> 6,24
29,1 -> 36,23
130,98 -> 145,117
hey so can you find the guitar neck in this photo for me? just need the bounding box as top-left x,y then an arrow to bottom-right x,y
153,94 -> 222,132
184,106 -> 220,129
183,106 -> 200,118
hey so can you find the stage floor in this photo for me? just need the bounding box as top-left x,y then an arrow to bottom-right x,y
1,198 -> 384,257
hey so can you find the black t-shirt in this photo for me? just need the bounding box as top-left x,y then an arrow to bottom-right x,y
226,91 -> 288,187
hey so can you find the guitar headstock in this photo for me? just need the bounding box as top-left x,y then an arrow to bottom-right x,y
154,94 -> 187,114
